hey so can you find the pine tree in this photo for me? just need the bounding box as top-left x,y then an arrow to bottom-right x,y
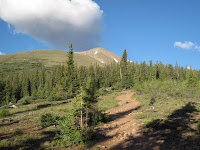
120,49 -> 129,88
187,68 -> 198,87
173,61 -> 179,81
64,43 -> 79,97
148,60 -> 155,81
12,73 -> 20,102
83,68 -> 98,127
4,76 -> 12,104
21,74 -> 30,98
120,49 -> 128,78
0,78 -> 5,105
167,64 -> 174,79
140,61 -> 147,82
133,62 -> 140,84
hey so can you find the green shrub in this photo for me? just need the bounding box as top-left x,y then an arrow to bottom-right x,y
197,122 -> 200,132
0,140 -> 11,147
47,95 -> 65,101
57,114 -> 94,148
48,85 -> 67,101
57,116 -> 83,147
17,96 -> 34,105
0,109 -> 10,118
40,113 -> 60,128
98,87 -> 108,96
88,111 -> 109,126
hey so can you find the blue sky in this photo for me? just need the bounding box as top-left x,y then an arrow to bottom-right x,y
0,0 -> 200,69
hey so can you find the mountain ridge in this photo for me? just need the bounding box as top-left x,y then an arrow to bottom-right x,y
77,47 -> 121,64
0,47 -> 121,76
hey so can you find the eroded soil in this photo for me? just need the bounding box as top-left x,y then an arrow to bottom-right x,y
94,91 -> 142,149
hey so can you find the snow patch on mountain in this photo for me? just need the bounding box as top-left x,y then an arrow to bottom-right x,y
94,51 -> 98,55
114,58 -> 118,63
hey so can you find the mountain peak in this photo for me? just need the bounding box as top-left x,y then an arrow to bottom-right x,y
77,47 -> 121,64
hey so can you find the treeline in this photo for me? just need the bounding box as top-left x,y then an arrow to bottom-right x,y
0,48 -> 199,106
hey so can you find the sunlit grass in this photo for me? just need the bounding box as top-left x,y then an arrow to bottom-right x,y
132,80 -> 200,134
98,93 -> 120,112
0,91 -> 121,149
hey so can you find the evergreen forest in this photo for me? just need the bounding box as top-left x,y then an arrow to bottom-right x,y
0,47 -> 199,106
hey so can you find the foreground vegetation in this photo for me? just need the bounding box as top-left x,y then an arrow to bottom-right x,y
132,80 -> 200,126
128,80 -> 200,149
0,91 -> 119,149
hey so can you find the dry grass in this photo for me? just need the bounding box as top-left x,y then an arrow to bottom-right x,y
0,49 -> 105,76
0,99 -> 70,149
0,92 -> 120,149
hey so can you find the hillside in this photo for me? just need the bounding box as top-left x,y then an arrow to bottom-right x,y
77,47 -> 121,64
0,47 -> 121,76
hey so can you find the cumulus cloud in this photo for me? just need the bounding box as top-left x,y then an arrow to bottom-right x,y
0,52 -> 5,55
194,46 -> 200,51
0,0 -> 103,51
174,41 -> 194,49
174,41 -> 200,51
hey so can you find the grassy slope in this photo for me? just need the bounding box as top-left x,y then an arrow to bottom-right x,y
0,49 -> 103,76
0,92 -> 119,149
130,80 -> 200,149
132,80 -> 200,124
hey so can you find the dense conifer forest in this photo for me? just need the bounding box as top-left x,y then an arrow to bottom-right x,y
0,46 -> 200,106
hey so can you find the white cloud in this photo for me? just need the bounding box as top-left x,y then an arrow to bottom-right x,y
0,0 -> 103,51
174,41 -> 200,51
174,41 -> 194,49
0,52 -> 5,55
194,46 -> 200,51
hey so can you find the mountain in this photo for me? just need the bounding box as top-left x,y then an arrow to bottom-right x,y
0,47 -> 121,76
77,47 -> 121,64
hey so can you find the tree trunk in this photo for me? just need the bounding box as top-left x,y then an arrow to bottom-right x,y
86,107 -> 88,128
120,68 -> 122,79
80,98 -> 83,128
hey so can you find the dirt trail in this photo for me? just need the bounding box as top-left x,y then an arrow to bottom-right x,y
94,91 -> 142,149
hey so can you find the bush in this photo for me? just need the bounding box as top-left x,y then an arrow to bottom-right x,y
88,111 -> 109,126
57,114 -> 94,148
17,96 -> 34,105
47,95 -> 65,101
98,87 -> 108,96
197,122 -> 200,132
40,113 -> 60,128
0,109 -> 10,118
48,85 -> 67,101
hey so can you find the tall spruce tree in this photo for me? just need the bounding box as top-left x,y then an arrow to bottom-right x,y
120,49 -> 129,88
187,68 -> 198,87
120,49 -> 128,75
64,43 -> 79,97
83,69 -> 98,127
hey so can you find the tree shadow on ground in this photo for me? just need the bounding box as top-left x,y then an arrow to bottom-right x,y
1,130 -> 56,150
93,106 -> 141,148
0,130 -> 24,141
0,120 -> 19,127
108,102 -> 200,150
107,106 -> 141,122
12,100 -> 70,116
